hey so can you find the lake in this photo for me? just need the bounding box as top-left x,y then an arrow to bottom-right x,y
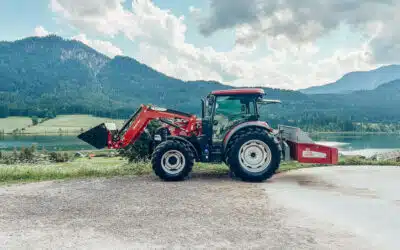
0,135 -> 93,152
312,133 -> 400,157
1,133 -> 399,154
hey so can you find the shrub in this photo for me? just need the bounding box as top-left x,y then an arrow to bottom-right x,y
118,133 -> 152,162
118,120 -> 161,162
0,145 -> 39,164
49,152 -> 70,163
18,145 -> 37,163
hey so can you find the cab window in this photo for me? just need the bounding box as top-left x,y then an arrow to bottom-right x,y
212,96 -> 257,142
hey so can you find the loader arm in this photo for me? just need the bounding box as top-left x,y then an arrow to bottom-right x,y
78,105 -> 198,150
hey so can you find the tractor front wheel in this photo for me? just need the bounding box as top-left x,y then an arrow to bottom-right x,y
226,128 -> 281,182
151,140 -> 194,181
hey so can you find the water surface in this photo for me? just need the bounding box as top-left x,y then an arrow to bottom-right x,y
0,134 -> 399,153
0,135 -> 93,151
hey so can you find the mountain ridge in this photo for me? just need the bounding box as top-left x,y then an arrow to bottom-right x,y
301,64 -> 400,94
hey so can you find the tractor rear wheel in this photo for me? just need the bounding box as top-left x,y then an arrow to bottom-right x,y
226,128 -> 281,182
151,140 -> 194,181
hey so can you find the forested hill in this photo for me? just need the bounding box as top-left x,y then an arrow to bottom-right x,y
0,35 -> 399,131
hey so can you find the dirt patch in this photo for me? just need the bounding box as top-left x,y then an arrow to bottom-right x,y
272,173 -> 337,189
271,172 -> 379,199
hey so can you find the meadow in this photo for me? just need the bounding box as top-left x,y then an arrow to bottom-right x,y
1,115 -> 125,135
0,117 -> 33,133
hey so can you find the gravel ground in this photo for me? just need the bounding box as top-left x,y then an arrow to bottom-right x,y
0,167 -> 397,249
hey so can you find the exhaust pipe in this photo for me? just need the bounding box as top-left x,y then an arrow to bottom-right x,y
78,123 -> 117,149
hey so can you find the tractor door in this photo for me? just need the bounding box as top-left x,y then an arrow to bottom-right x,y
201,95 -> 215,142
212,95 -> 258,144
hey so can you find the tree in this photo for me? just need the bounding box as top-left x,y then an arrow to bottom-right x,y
31,116 -> 39,126
0,105 -> 9,118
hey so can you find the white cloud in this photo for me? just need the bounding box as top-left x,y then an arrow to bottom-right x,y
50,0 -> 398,89
71,34 -> 123,58
199,0 -> 400,65
50,0 -> 133,37
199,0 -> 397,44
34,26 -> 50,37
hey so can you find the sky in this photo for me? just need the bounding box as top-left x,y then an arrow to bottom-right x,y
0,0 -> 399,90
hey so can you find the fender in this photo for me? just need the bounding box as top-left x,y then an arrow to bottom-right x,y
167,136 -> 199,161
222,121 -> 273,150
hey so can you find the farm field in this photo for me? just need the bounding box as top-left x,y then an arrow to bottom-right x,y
4,115 -> 125,135
0,117 -> 33,133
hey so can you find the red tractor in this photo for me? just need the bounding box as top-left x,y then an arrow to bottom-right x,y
78,88 -> 338,182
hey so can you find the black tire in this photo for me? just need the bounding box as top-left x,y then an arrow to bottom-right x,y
225,128 -> 281,182
151,140 -> 194,181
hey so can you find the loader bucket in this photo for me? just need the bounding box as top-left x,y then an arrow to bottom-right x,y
78,123 -> 115,149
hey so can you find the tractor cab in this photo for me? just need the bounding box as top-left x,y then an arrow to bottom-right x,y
201,88 -> 267,144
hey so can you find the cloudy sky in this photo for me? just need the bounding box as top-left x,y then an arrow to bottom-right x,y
1,0 -> 399,89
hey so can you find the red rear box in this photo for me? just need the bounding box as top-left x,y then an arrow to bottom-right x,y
287,142 -> 339,164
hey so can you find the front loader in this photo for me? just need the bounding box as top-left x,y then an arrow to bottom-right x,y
78,88 -> 338,182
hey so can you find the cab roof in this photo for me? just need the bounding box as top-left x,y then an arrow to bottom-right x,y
211,88 -> 265,96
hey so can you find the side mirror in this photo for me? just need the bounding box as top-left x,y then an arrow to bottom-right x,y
257,99 -> 282,105
213,120 -> 218,125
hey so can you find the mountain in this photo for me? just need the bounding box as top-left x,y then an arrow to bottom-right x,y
308,79 -> 400,122
0,35 -> 399,131
0,35 -> 310,118
301,65 -> 400,94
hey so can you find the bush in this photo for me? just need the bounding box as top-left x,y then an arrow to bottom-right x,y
118,132 -> 152,162
0,146 -> 73,165
49,152 -> 71,163
0,145 -> 40,164
118,120 -> 161,162
18,145 -> 37,163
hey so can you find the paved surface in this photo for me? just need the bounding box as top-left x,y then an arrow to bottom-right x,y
264,166 -> 400,250
0,166 -> 399,249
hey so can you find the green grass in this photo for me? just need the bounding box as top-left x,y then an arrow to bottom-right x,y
0,117 -> 33,133
0,157 -> 147,184
20,115 -> 125,134
338,156 -> 399,166
0,156 -> 398,185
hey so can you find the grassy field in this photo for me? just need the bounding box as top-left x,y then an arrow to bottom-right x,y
0,117 -> 33,133
0,155 -> 398,185
18,115 -> 125,134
